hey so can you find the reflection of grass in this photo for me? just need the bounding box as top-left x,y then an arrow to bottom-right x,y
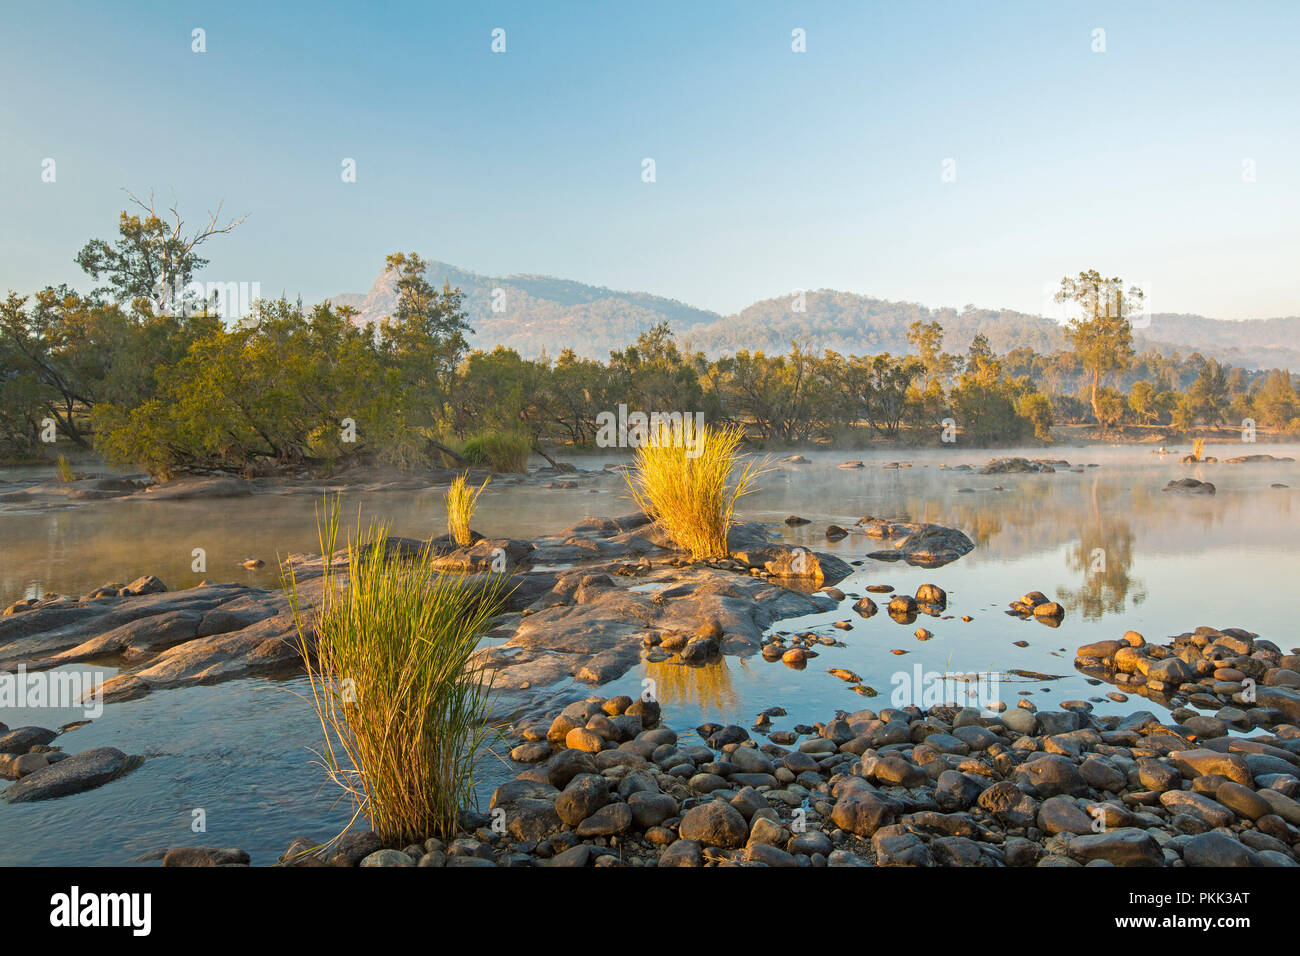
644,658 -> 737,712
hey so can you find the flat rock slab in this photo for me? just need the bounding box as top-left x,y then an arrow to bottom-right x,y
2,747 -> 140,803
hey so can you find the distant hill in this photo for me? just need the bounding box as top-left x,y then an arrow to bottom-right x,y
683,291 -> 1066,356
330,262 -> 1299,369
1134,314 -> 1300,370
330,261 -> 719,358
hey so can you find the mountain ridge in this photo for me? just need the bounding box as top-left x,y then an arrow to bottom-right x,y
329,261 -> 1300,370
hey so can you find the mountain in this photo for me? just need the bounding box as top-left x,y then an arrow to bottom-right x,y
330,262 -> 1300,369
331,261 -> 719,358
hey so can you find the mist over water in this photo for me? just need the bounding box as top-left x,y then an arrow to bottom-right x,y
2,443 -> 1296,864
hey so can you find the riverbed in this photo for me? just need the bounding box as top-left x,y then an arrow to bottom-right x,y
1,442 -> 1295,864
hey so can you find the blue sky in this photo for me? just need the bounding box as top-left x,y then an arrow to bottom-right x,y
2,0 -> 1297,320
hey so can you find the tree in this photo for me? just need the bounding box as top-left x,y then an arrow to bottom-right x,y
378,253 -> 472,426
1253,369 -> 1297,427
1055,270 -> 1140,425
907,319 -> 958,391
76,190 -> 246,312
1128,380 -> 1157,424
1185,358 -> 1229,425
1093,387 -> 1127,429
1014,390 -> 1055,440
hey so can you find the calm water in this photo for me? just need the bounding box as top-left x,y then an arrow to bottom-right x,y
1,442 -> 1296,864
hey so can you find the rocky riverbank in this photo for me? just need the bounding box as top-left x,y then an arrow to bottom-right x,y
214,675 -> 1300,868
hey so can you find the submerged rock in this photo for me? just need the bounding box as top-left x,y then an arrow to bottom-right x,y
2,747 -> 140,803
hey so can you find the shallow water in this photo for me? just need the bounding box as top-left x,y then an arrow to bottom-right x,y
1,442 -> 1297,864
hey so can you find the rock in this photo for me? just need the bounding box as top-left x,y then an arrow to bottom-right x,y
1164,478 -> 1216,495
1012,753 -> 1090,797
1215,781 -> 1272,820
1037,795 -> 1094,835
658,839 -> 703,867
679,800 -> 749,848
1159,791 -> 1235,828
1033,602 -> 1064,623
1182,832 -> 1262,867
1256,789 -> 1300,825
915,584 -> 947,608
10,752 -> 48,776
565,728 -> 604,753
0,726 -> 57,754
575,801 -> 633,837
1068,829 -> 1163,867
978,780 -> 1039,827
161,846 -> 252,867
547,844 -> 593,867
628,791 -> 678,828
746,843 -> 798,867
510,742 -> 552,763
864,523 -> 975,568
830,790 -> 893,837
359,849 -> 415,867
506,799 -> 563,841
2,747 -> 137,802
554,774 -> 611,825
330,830 -> 382,866
872,830 -> 933,866
936,770 -> 982,811
1001,708 -> 1038,735
1079,756 -> 1126,792
547,749 -> 598,789
1170,750 -> 1252,786
124,575 -> 167,596
788,830 -> 833,856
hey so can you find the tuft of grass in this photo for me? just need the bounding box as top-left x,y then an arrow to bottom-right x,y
457,431 -> 530,473
1192,437 -> 1205,461
284,499 -> 506,846
446,472 -> 489,547
56,454 -> 75,483
624,422 -> 766,561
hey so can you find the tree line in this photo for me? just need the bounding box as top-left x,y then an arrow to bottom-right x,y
2,204 -> 1297,477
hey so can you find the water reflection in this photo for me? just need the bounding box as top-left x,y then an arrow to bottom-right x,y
643,658 -> 738,712
1058,480 -> 1147,620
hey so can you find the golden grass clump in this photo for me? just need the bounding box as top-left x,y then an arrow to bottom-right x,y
56,454 -> 74,483
1192,437 -> 1206,461
624,421 -> 764,560
284,501 -> 505,847
446,472 -> 489,547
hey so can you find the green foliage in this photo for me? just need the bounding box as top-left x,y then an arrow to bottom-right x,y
1056,270 -> 1140,423
1014,391 -> 1055,440
456,432 -> 531,473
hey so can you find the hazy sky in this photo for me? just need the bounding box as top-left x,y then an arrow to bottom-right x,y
2,0 -> 1297,321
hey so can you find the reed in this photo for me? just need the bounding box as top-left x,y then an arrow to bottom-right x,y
284,501 -> 505,846
56,454 -> 74,483
624,422 -> 765,560
458,432 -> 530,473
446,472 -> 490,547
